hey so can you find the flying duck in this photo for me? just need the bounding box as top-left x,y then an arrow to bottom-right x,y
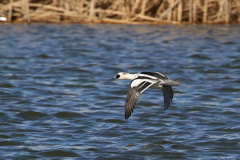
114,72 -> 181,119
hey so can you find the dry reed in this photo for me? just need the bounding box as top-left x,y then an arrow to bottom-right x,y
0,0 -> 239,24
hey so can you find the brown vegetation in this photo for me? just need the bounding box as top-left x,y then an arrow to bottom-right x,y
0,0 -> 240,24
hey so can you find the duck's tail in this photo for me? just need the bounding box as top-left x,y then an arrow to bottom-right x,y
163,79 -> 181,86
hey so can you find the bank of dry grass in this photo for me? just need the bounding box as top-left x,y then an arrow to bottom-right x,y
0,0 -> 240,24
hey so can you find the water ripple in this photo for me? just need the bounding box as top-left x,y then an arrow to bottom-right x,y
0,24 -> 240,159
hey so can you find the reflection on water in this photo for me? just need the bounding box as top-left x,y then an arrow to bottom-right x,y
0,24 -> 240,159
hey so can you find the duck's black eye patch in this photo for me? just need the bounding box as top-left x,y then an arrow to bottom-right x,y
116,74 -> 120,79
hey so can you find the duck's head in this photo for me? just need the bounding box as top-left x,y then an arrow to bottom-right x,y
115,72 -> 135,80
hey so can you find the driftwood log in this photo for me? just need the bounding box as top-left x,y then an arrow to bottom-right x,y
0,0 -> 239,24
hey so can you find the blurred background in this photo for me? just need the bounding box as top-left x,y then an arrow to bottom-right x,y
0,0 -> 240,24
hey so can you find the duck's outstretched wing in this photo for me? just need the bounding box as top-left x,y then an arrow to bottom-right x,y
125,79 -> 156,119
162,86 -> 173,110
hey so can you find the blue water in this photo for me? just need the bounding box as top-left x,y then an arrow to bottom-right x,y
0,23 -> 240,159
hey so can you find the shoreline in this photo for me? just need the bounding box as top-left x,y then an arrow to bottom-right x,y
1,0 -> 240,24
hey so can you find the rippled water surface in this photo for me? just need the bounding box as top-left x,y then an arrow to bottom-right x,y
0,23 -> 240,159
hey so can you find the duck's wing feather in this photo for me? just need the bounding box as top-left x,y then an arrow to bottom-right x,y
125,79 -> 157,119
140,72 -> 169,79
162,86 -> 173,110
